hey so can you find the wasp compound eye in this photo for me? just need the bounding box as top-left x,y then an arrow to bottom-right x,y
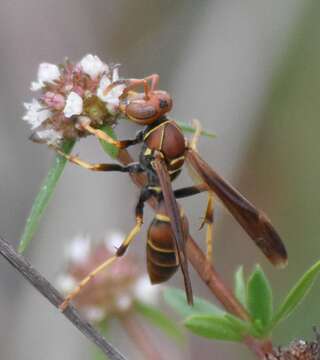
159,99 -> 168,109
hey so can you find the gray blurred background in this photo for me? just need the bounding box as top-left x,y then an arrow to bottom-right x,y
0,0 -> 318,359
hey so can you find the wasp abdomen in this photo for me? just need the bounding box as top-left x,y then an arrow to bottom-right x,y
146,207 -> 189,284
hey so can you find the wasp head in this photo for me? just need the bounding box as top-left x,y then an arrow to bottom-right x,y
122,90 -> 172,125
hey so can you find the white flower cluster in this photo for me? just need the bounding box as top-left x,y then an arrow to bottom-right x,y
23,54 -> 126,144
56,232 -> 162,323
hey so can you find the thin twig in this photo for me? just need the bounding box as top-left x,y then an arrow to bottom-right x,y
117,149 -> 269,358
0,237 -> 126,360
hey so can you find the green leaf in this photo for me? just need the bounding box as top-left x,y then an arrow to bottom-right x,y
176,121 -> 216,139
234,266 -> 247,308
98,124 -> 119,159
271,259 -> 320,329
164,287 -> 224,318
184,314 -> 244,342
247,265 -> 273,333
18,139 -> 75,253
134,301 -> 184,344
224,314 -> 252,335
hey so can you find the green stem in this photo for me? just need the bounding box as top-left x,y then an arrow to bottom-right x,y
176,121 -> 216,139
18,139 -> 75,253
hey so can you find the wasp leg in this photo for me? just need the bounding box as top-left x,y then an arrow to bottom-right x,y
104,74 -> 159,100
59,188 -> 152,311
190,119 -> 202,151
174,184 -> 214,262
53,146 -> 143,173
174,183 -> 207,199
79,121 -> 142,149
199,193 -> 214,262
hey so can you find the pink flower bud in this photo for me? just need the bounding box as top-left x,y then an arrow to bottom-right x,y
42,92 -> 65,110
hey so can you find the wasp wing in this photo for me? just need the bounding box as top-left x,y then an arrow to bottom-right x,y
186,149 -> 287,267
152,156 -> 194,305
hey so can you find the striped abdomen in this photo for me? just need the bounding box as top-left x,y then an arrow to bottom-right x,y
146,204 -> 189,284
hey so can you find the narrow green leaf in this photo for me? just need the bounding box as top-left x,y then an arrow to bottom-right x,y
176,121 -> 216,139
272,260 -> 320,329
184,314 -> 244,342
98,124 -> 119,159
164,287 -> 224,318
247,265 -> 273,332
19,139 -> 75,253
224,314 -> 252,336
134,301 -> 184,344
234,266 -> 247,308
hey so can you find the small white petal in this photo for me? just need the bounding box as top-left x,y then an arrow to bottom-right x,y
63,91 -> 83,118
104,231 -> 125,253
56,274 -> 76,294
38,63 -> 60,83
82,306 -> 106,322
96,75 -> 111,100
35,128 -> 62,145
133,275 -> 161,305
23,99 -> 51,129
112,67 -> 120,82
31,63 -> 60,91
65,235 -> 91,264
30,81 -> 43,91
79,54 -> 109,79
116,294 -> 132,312
98,83 -> 125,115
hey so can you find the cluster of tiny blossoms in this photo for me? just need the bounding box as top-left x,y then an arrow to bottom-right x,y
23,54 -> 126,145
56,233 -> 161,323
266,330 -> 320,360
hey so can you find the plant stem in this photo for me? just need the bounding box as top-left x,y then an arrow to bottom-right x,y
0,236 -> 126,360
186,236 -> 249,321
120,315 -> 163,360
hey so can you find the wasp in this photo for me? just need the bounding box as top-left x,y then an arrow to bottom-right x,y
56,74 -> 287,310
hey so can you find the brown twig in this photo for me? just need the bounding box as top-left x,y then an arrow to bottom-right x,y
117,149 -> 270,359
0,236 -> 126,360
120,315 -> 163,360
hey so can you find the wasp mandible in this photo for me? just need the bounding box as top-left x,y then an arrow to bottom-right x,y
56,73 -> 287,310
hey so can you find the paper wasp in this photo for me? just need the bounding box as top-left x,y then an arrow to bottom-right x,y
56,73 -> 287,310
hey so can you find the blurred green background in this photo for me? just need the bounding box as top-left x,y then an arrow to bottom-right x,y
0,0 -> 319,359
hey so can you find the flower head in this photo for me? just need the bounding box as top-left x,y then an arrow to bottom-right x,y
56,232 -> 162,323
266,329 -> 320,359
23,55 -> 125,145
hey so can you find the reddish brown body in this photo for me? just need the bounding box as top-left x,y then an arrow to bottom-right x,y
102,73 -> 287,305
58,72 -> 287,311
146,201 -> 189,284
143,119 -> 186,179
